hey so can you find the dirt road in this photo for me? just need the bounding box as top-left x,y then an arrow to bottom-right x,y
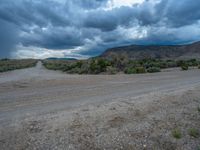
0,62 -> 200,149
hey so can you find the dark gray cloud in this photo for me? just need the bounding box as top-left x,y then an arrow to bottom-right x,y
155,0 -> 200,27
0,19 -> 19,57
0,0 -> 200,58
73,0 -> 109,9
83,6 -> 139,31
21,26 -> 85,49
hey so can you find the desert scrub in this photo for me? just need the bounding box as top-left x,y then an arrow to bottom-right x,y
124,66 -> 146,74
188,128 -> 199,138
89,58 -> 111,74
43,58 -> 199,74
172,128 -> 182,139
181,64 -> 189,70
146,67 -> 161,73
198,107 -> 200,112
124,67 -> 137,74
135,66 -> 146,73
106,66 -> 117,74
0,59 -> 37,72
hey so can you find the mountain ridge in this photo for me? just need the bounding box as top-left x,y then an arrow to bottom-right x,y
101,41 -> 200,60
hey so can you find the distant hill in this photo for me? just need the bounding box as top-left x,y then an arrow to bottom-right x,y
46,57 -> 77,61
101,41 -> 200,60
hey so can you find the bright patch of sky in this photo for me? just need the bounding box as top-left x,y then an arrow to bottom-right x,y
106,0 -> 145,9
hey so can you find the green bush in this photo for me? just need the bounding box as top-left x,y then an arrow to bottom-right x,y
89,58 -> 111,74
187,59 -> 198,66
135,67 -> 146,73
159,61 -> 168,68
89,61 -> 101,74
177,60 -> 187,67
124,66 -> 146,74
106,66 -> 117,74
181,64 -> 188,70
197,106 -> 200,112
167,61 -> 177,68
188,128 -> 199,138
79,63 -> 90,74
124,67 -> 137,74
146,67 -> 161,73
172,128 -> 182,139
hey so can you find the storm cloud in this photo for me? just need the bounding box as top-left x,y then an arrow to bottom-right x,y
0,0 -> 200,58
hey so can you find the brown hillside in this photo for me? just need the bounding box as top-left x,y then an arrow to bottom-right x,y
101,41 -> 200,59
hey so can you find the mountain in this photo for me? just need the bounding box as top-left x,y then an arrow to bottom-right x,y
101,41 -> 200,60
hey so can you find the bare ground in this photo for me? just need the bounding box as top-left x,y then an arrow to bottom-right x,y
0,62 -> 200,150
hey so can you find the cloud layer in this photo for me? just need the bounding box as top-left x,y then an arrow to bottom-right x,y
0,0 -> 200,58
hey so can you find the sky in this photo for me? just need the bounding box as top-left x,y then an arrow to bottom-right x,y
0,0 -> 200,59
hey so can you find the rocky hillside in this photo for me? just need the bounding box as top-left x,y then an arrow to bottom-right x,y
101,41 -> 200,60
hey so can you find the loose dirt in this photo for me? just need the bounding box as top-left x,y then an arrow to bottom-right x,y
0,62 -> 200,150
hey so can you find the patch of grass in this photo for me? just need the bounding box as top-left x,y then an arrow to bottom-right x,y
188,128 -> 199,138
172,128 -> 182,139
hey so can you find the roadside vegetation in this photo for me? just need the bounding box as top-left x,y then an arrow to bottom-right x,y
0,59 -> 38,72
43,57 -> 200,74
188,128 -> 199,138
198,106 -> 200,112
172,128 -> 182,139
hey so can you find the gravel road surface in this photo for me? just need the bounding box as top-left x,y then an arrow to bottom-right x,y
0,61 -> 200,149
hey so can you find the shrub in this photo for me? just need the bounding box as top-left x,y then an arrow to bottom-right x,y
89,59 -> 110,74
124,66 -> 146,74
146,67 -> 161,73
188,128 -> 199,138
89,61 -> 101,74
181,64 -> 188,70
75,61 -> 83,68
187,59 -> 198,66
177,60 -> 187,67
135,67 -> 146,73
172,128 -> 182,139
124,67 -> 137,74
106,66 -> 117,74
167,61 -> 177,68
79,63 -> 90,74
159,61 -> 168,68
198,107 -> 200,112
0,59 -> 37,72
